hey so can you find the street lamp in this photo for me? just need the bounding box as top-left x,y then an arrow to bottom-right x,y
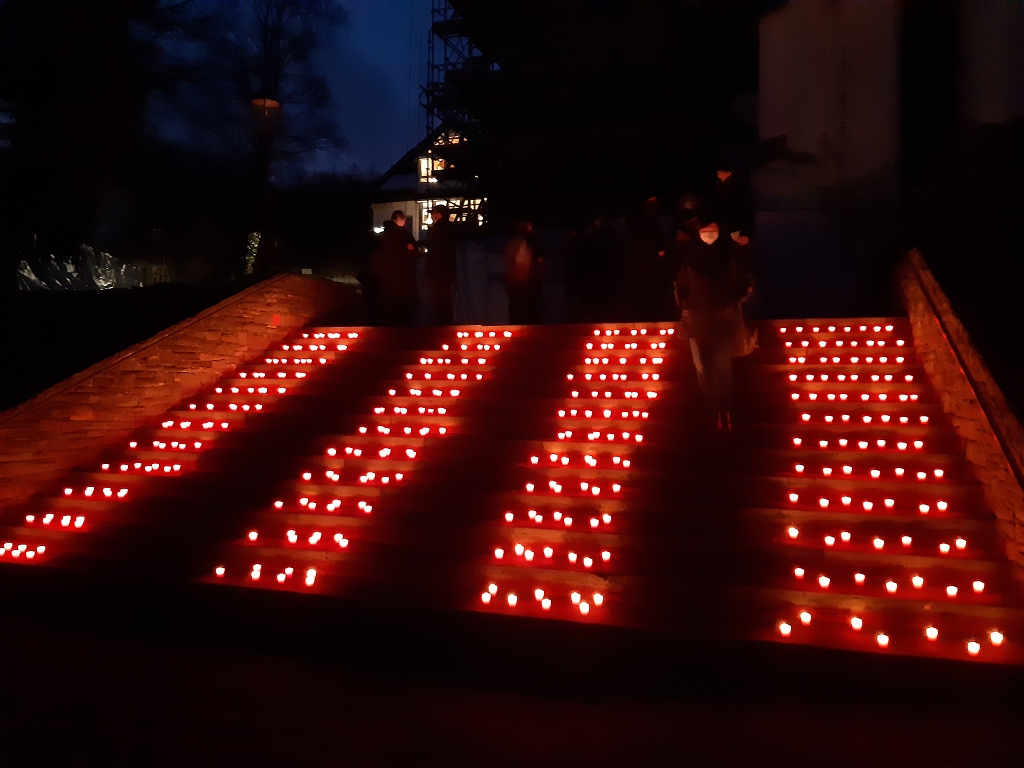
250,98 -> 282,137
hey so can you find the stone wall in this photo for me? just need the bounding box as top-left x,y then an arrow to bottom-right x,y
0,274 -> 349,513
900,249 -> 1024,580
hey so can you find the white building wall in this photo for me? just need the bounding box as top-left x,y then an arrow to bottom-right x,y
759,0 -> 900,189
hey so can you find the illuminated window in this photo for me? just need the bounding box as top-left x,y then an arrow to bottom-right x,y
418,156 -> 447,183
435,129 -> 464,146
419,198 -> 486,230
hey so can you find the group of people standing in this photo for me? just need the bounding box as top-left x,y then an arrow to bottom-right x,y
365,204 -> 458,327
364,204 -> 546,327
564,172 -> 755,429
363,170 -> 754,429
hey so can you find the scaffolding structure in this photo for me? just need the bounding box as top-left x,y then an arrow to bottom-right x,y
422,0 -> 482,141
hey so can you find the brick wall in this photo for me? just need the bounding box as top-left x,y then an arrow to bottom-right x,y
0,274 -> 349,513
900,250 -> 1024,581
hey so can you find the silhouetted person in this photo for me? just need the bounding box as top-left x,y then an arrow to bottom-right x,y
504,220 -> 544,324
670,194 -> 704,313
675,194 -> 705,242
370,210 -> 419,326
714,169 -> 754,237
424,204 -> 457,325
564,225 -> 585,321
572,213 -> 619,322
624,197 -> 671,321
677,216 -> 753,431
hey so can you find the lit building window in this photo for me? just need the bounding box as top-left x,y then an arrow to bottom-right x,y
435,129 -> 463,146
418,156 -> 447,183
419,198 -> 486,230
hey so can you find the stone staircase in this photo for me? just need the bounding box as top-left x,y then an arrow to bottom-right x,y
3,319 -> 1021,665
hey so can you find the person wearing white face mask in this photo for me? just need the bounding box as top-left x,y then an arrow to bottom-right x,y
675,213 -> 755,431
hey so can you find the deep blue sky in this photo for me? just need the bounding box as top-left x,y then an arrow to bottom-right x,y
309,0 -> 431,178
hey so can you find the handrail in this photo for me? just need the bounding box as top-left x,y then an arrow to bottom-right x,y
904,249 -> 1024,507
0,274 -> 292,426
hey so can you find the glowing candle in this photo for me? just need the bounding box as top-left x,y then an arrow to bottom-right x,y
850,616 -> 863,630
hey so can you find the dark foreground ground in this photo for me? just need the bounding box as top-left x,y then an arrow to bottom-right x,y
2,566 -> 1024,768
3,282 -> 1024,766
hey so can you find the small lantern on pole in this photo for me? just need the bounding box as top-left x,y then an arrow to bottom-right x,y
250,98 -> 282,137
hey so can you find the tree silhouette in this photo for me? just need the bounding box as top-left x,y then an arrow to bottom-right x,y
145,0 -> 348,161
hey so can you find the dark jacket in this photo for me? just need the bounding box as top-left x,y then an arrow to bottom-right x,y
504,232 -> 544,289
679,236 -> 752,345
370,221 -> 419,301
424,216 -> 458,281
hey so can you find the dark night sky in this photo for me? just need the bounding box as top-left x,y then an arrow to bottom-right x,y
309,0 -> 431,178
